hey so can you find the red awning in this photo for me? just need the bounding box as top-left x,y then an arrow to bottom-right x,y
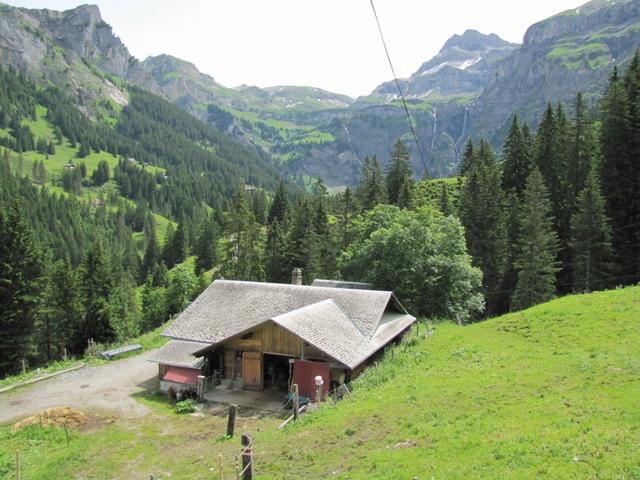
163,366 -> 201,385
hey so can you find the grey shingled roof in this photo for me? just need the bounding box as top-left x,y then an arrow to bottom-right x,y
311,279 -> 373,290
163,280 -> 395,344
147,340 -> 207,368
270,299 -> 415,369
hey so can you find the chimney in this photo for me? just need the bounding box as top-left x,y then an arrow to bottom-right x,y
291,268 -> 303,286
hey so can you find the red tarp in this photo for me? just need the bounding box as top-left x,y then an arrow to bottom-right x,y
292,360 -> 330,399
163,366 -> 201,385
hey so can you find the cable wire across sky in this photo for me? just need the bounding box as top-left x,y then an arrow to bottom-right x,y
368,0 -> 429,177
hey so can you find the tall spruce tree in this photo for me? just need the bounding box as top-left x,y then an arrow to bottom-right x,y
268,181 -> 289,225
265,219 -> 290,283
458,144 -> 507,316
386,139 -> 413,205
600,66 -> 637,283
0,201 -> 43,374
357,155 -> 387,210
571,166 -> 613,293
570,92 -> 595,200
140,219 -> 160,283
459,138 -> 475,176
501,114 -> 532,196
227,181 -> 263,281
511,168 -> 559,311
40,259 -> 82,360
76,241 -> 115,349
194,215 -> 217,274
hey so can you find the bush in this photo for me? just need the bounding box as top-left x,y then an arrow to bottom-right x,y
175,399 -> 196,414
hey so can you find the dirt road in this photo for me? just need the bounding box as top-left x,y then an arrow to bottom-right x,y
0,350 -> 159,425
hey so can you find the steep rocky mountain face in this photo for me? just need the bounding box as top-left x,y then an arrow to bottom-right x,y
368,30 -> 517,103
473,0 -> 640,142
1,0 -> 639,187
0,2 -> 158,116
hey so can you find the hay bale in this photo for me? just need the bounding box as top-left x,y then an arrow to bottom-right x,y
12,406 -> 88,432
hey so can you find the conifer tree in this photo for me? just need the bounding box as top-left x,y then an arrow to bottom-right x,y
397,176 -> 415,210
164,222 -> 187,269
227,181 -> 263,280
287,194 -> 313,280
386,139 -> 413,205
194,215 -> 217,274
76,241 -> 115,349
439,182 -> 453,216
458,144 -> 507,316
570,92 -> 595,200
501,114 -> 532,196
268,181 -> 289,225
459,138 -> 475,176
571,166 -> 613,293
0,201 -> 43,374
600,66 -> 636,282
140,220 -> 160,283
511,168 -> 559,311
357,155 -> 387,210
40,259 -> 82,360
252,188 -> 268,225
340,187 -> 355,249
265,219 -> 289,283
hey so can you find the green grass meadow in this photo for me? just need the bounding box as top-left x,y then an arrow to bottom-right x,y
0,286 -> 638,479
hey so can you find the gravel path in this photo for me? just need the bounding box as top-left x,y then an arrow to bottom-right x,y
0,350 -> 159,425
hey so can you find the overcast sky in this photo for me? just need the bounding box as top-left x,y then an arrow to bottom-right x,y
8,0 -> 583,97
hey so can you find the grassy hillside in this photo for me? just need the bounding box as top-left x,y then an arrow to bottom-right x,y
0,287 -> 638,479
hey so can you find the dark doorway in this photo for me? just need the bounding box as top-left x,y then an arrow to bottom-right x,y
263,354 -> 291,391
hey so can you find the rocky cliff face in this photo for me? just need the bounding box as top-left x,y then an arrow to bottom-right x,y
473,0 -> 640,141
369,30 -> 517,103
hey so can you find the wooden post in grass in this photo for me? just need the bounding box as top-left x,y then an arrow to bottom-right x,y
292,383 -> 299,421
218,454 -> 224,480
241,433 -> 252,480
15,450 -> 20,480
63,423 -> 70,447
21,360 -> 26,374
226,404 -> 237,437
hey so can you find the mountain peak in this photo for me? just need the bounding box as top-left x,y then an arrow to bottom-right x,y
442,29 -> 515,52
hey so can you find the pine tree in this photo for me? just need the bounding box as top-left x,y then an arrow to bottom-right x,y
571,166 -> 613,293
265,219 -> 289,283
600,66 -> 637,282
386,139 -> 413,205
459,138 -> 475,176
511,168 -> 559,311
458,145 -> 507,316
340,187 -> 355,249
0,201 -> 43,375
194,215 -> 217,274
164,222 -> 187,269
570,92 -> 595,200
439,182 -> 453,216
397,176 -> 415,210
287,194 -> 313,280
140,220 -> 160,283
252,188 -> 268,225
268,181 -> 289,225
76,241 -> 115,349
357,155 -> 387,210
501,114 -> 532,196
40,259 -> 82,359
227,181 -> 263,280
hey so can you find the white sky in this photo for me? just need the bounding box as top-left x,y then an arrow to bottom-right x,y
8,0 -> 583,97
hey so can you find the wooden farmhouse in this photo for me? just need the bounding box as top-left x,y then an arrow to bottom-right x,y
149,270 -> 416,399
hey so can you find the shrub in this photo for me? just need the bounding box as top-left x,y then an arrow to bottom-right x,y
175,399 -> 197,414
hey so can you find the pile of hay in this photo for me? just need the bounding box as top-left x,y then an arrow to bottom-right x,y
12,406 -> 88,432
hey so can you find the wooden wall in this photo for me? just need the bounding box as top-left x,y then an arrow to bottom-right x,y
225,321 -> 329,361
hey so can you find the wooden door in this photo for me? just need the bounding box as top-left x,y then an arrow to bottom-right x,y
242,352 -> 263,390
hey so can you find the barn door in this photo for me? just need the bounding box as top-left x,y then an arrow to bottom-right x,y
242,352 -> 263,390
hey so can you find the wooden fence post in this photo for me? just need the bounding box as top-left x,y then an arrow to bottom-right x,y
63,423 -> 70,447
197,375 -> 205,401
241,433 -> 252,480
15,450 -> 20,480
21,360 -> 26,374
218,453 -> 224,480
292,383 -> 299,421
227,404 -> 237,437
